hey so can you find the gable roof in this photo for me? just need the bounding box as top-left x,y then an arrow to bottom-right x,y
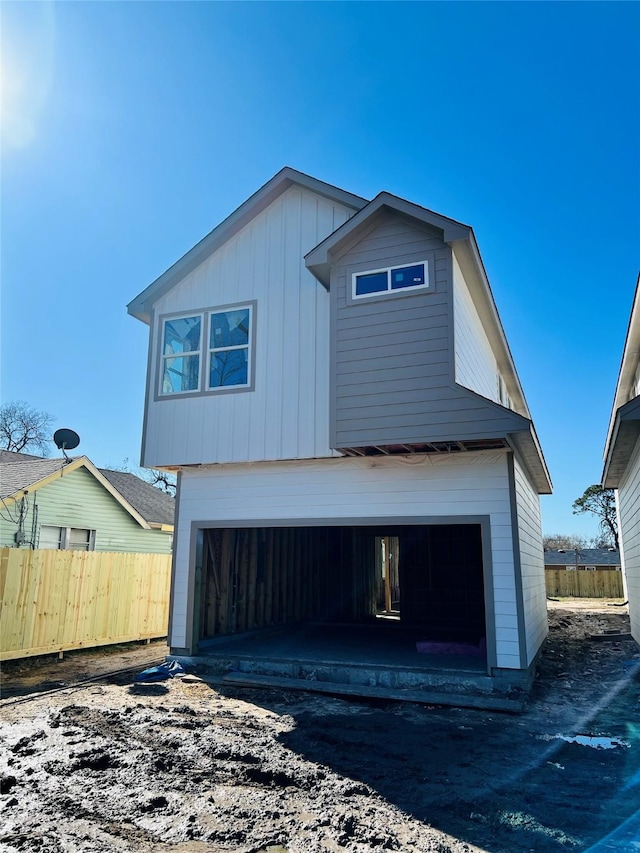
1,455 -> 69,498
98,469 -> 175,527
304,191 -> 472,287
0,451 -> 174,531
127,167 -> 367,324
0,450 -> 45,463
543,548 -> 621,567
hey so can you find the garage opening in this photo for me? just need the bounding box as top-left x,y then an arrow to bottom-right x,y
198,524 -> 486,648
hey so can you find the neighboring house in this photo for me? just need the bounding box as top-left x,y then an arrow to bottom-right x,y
0,450 -> 174,553
127,167 -> 552,690
543,549 -> 621,572
603,273 -> 640,641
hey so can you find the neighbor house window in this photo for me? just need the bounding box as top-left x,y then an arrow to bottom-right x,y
161,315 -> 202,395
353,261 -> 430,299
159,304 -> 254,397
40,526 -> 95,551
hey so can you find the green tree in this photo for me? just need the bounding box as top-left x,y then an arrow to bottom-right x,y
572,485 -> 619,549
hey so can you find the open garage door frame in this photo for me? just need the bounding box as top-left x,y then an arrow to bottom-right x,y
177,515 -> 497,670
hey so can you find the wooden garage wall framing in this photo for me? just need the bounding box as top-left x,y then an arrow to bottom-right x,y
184,517 -> 496,668
198,527 -> 379,639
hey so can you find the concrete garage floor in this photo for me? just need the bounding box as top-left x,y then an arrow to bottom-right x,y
179,621 -> 524,711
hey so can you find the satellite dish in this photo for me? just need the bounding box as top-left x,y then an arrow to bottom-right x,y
53,428 -> 80,460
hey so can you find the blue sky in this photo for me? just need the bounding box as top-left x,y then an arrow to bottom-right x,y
2,1 -> 638,538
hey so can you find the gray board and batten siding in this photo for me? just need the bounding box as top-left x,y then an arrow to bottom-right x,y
328,209 -> 529,450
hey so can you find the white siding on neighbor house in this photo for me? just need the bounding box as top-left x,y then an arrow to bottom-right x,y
512,454 -> 548,664
452,250 -> 499,402
143,186 -> 354,468
170,451 -> 523,670
618,433 -> 640,642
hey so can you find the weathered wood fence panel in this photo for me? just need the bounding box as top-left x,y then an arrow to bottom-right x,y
0,548 -> 172,661
545,569 -> 624,599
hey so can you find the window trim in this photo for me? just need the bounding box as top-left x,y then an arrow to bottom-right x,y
207,305 -> 253,392
160,313 -> 204,397
156,301 -> 257,401
351,259 -> 431,301
39,525 -> 96,551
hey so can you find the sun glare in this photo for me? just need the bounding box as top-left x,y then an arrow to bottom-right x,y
1,1 -> 56,150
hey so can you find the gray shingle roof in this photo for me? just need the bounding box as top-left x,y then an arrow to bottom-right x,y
98,469 -> 175,527
544,548 -> 621,567
1,450 -> 174,527
1,456 -> 68,499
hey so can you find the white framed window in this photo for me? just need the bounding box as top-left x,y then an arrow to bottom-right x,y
40,526 -> 95,551
352,260 -> 431,300
158,303 -> 255,398
208,306 -> 252,390
565,565 -> 577,571
585,566 -> 597,571
161,314 -> 203,395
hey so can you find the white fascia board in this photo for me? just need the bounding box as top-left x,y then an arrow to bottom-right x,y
1,456 -> 152,528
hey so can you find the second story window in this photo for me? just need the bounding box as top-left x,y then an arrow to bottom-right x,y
353,261 -> 430,300
162,315 -> 202,394
209,307 -> 251,388
159,304 -> 254,397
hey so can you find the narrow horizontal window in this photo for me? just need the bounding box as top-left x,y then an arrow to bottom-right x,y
39,526 -> 95,551
391,263 -> 425,289
352,261 -> 430,300
355,270 -> 388,296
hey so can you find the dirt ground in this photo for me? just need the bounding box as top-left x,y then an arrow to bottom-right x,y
1,600 -> 639,853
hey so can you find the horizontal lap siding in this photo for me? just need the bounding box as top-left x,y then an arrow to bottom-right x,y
618,434 -> 640,642
452,251 -> 499,402
332,213 -> 454,448
0,469 -> 172,554
513,455 -> 548,664
330,213 -> 514,448
144,187 -> 354,467
170,452 -> 522,669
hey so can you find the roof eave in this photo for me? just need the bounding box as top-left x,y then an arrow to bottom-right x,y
507,423 -> 553,495
604,272 -> 640,455
602,395 -> 640,488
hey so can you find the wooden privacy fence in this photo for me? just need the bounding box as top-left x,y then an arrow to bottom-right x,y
0,548 -> 172,661
545,569 -> 624,599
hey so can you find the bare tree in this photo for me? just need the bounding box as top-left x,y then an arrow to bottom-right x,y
107,457 -> 176,497
0,401 -> 55,456
572,485 -> 619,549
543,533 -> 590,551
146,469 -> 177,496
